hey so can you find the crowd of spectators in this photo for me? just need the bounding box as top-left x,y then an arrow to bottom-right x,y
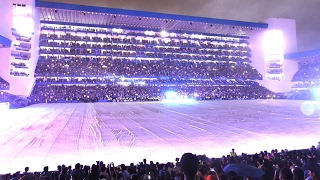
292,81 -> 320,89
34,33 -> 268,104
41,25 -> 248,42
35,78 -> 259,86
292,83 -> 309,89
39,30 -> 249,45
0,77 -> 9,90
1,143 -> 320,180
287,88 -> 320,100
41,25 -> 249,42
39,38 -> 250,52
0,91 -> 15,102
32,26 -> 273,104
35,57 -> 261,79
0,91 -> 29,108
289,62 -> 320,100
292,63 -> 320,81
29,84 -> 276,103
39,33 -> 251,64
288,90 -> 313,100
39,48 -> 249,62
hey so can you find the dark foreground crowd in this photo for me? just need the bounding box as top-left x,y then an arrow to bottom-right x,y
1,143 -> 320,180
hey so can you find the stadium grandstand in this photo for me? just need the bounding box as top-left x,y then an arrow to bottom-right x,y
285,49 -> 320,100
31,21 -> 274,103
0,76 -> 10,90
0,0 -> 293,106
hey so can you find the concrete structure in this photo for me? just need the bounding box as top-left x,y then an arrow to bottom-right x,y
0,0 -> 301,96
0,0 -> 39,96
251,18 -> 298,93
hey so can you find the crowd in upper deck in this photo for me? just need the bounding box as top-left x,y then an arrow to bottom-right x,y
0,77 -> 9,90
35,57 -> 261,80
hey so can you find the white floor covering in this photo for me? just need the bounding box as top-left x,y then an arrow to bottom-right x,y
0,100 -> 320,174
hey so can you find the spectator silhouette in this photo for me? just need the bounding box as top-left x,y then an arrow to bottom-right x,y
292,167 -> 304,180
71,163 -> 86,180
180,153 -> 199,180
40,166 -> 52,180
279,168 -> 293,180
308,163 -> 320,180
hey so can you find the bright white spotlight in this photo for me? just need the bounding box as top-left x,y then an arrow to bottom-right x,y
165,91 -> 178,99
145,31 -> 155,36
13,16 -> 34,37
112,28 -> 123,33
162,97 -> 196,104
263,30 -> 284,54
170,32 -> 176,37
310,89 -> 320,100
161,31 -> 169,37
0,102 -> 9,112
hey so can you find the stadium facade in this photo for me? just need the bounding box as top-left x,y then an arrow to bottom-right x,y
0,0 -> 299,98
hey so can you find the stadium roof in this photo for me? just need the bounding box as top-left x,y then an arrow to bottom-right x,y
284,49 -> 320,62
0,34 -> 12,48
36,0 -> 268,37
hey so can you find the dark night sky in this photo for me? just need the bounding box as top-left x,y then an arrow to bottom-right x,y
46,0 -> 320,52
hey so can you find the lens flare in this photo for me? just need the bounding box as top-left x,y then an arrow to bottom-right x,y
300,101 -> 315,116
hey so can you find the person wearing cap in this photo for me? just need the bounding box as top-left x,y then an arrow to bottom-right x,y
308,163 -> 320,180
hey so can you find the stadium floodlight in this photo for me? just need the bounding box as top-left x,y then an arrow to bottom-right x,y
0,102 -> 9,111
165,91 -> 178,99
263,30 -> 284,54
191,34 -> 204,39
12,16 -> 34,37
112,28 -> 123,33
161,31 -> 169,37
145,31 -> 155,36
162,97 -> 196,104
170,32 -> 176,37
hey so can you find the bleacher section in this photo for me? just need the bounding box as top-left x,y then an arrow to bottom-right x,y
292,63 -> 320,82
0,76 -> 9,90
29,24 -> 274,103
289,62 -> 320,100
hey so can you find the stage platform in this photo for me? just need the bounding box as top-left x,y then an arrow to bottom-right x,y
0,100 -> 319,174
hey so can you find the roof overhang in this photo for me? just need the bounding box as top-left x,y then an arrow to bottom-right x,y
36,0 -> 268,37
0,35 -> 12,48
284,49 -> 320,62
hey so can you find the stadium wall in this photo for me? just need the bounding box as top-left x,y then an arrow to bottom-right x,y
250,18 -> 298,93
0,0 -> 39,96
